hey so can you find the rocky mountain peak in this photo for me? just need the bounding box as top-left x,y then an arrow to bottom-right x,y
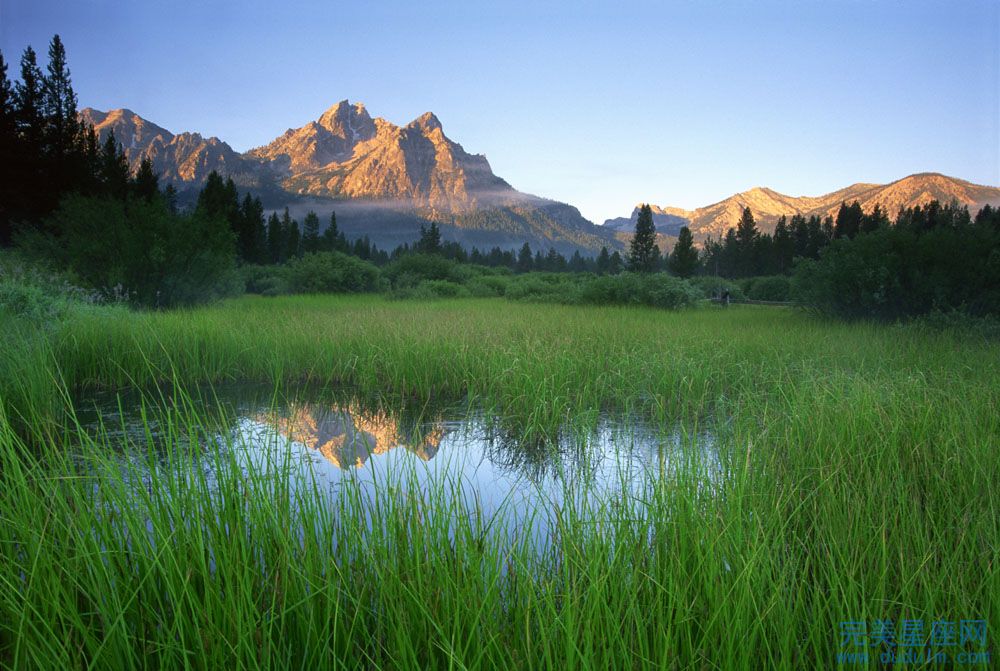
409,111 -> 443,133
317,99 -> 375,138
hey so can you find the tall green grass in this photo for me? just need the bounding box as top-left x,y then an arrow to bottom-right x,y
1,295 -> 998,669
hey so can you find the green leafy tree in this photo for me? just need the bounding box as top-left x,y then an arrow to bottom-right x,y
667,226 -> 700,278
628,204 -> 658,272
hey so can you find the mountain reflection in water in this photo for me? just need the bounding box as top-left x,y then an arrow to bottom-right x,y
259,403 -> 444,469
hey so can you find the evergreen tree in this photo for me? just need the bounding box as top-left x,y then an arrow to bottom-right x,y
99,132 -> 130,199
131,158 -> 158,201
0,51 -> 18,243
14,46 -> 44,155
772,215 -> 794,274
164,184 -> 178,214
860,204 -> 889,234
734,207 -> 758,277
416,222 -> 442,254
834,201 -> 864,239
628,204 -> 658,272
41,35 -> 79,160
608,250 -> 624,275
517,242 -> 533,273
320,211 -> 347,253
667,226 -> 700,278
596,246 -> 611,274
568,250 -> 587,272
267,212 -> 284,263
302,211 -> 320,253
545,247 -> 567,272
282,208 -> 300,259
237,194 -> 266,263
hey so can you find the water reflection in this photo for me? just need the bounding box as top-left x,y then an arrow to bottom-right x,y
258,402 -> 444,468
76,386 -> 723,546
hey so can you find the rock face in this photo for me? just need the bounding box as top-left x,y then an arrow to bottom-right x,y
79,102 -> 619,254
79,108 -> 268,188
606,174 -> 1000,242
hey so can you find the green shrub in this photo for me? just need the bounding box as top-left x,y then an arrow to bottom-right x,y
745,275 -> 792,302
37,193 -> 241,308
392,279 -> 471,300
283,252 -> 382,294
505,273 -> 579,302
688,276 -> 746,301
466,275 -> 510,297
576,273 -> 700,309
793,225 -> 1000,320
240,264 -> 290,296
383,254 -> 462,286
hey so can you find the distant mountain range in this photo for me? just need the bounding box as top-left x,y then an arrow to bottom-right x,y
78,105 -> 999,254
79,103 -> 620,254
604,173 -> 1000,242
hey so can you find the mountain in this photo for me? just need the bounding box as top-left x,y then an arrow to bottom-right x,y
79,108 -> 270,189
606,174 -> 1000,242
79,103 -> 620,254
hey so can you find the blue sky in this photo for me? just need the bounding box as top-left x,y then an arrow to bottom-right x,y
2,0 -> 998,224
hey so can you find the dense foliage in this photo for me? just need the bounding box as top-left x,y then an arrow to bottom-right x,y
793,202 -> 1000,319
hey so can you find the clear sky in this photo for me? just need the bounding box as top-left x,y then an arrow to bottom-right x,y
2,0 -> 998,224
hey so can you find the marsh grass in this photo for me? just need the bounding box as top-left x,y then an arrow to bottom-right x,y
1,296 -> 998,669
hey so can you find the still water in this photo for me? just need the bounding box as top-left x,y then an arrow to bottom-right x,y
76,385 -> 724,543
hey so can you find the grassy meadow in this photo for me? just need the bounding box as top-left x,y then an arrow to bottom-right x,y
1,295 -> 998,669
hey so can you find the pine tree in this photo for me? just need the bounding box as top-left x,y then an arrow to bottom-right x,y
99,132 -> 130,199
834,201 -> 863,239
267,212 -> 284,263
131,157 -> 158,201
667,226 -> 700,278
734,207 -> 758,276
596,246 -> 611,274
41,35 -> 78,159
628,204 -> 658,272
417,222 -> 442,254
608,251 -> 624,275
282,208 -> 300,259
0,51 -> 18,243
302,211 -> 320,253
516,242 -> 533,273
772,215 -> 794,274
14,46 -> 44,154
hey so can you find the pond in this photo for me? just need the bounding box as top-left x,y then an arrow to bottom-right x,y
74,384 -> 725,547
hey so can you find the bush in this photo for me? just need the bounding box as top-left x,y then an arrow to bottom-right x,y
505,273 -> 580,302
466,275 -> 510,297
0,252 -> 101,322
37,193 -> 240,308
793,224 -> 1000,320
383,254 -> 462,286
240,264 -> 290,296
744,275 -> 792,302
576,273 -> 701,309
688,276 -> 746,301
283,252 -> 382,294
392,279 -> 471,300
